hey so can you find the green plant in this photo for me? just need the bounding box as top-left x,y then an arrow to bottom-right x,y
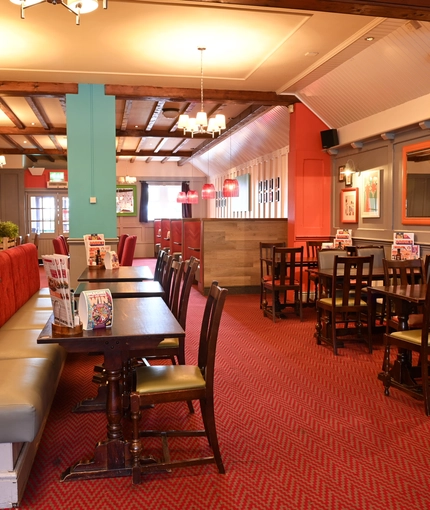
0,221 -> 19,239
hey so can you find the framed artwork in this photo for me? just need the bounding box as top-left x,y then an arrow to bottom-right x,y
340,188 -> 358,223
338,165 -> 345,182
361,169 -> 381,218
116,185 -> 137,216
345,172 -> 353,187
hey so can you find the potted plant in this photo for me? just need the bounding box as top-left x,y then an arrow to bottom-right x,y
0,221 -> 19,249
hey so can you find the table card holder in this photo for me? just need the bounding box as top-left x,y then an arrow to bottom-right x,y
79,289 -> 113,330
42,254 -> 75,330
104,250 -> 119,270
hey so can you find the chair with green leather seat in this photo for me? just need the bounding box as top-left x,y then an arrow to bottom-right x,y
129,281 -> 228,484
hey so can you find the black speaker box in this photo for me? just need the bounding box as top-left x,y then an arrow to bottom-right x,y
320,129 -> 339,149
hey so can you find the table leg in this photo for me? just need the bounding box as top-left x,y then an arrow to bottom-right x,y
61,364 -> 132,481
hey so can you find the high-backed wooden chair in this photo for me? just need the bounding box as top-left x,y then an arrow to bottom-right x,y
58,235 -> 69,255
383,258 -> 425,331
425,254 -> 430,283
129,281 -> 228,484
120,235 -> 137,266
259,241 -> 286,309
153,249 -> 166,283
316,255 -> 374,354
382,279 -> 430,415
316,248 -> 345,299
262,246 -> 303,322
305,240 -> 326,305
356,245 -> 386,323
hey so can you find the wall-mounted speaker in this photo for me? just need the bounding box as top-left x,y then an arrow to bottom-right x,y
320,129 -> 339,149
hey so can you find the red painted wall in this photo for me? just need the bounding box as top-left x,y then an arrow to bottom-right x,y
24,170 -> 68,188
288,104 -> 332,245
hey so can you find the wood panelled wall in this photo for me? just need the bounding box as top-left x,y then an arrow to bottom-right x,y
200,218 -> 288,294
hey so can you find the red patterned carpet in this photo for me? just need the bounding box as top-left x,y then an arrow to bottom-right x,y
24,262 -> 430,509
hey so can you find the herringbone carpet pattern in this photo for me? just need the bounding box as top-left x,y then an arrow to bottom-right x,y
22,261 -> 430,509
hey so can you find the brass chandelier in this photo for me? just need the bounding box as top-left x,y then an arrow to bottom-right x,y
10,0 -> 107,25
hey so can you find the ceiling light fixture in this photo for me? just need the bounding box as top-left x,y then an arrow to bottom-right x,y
10,0 -> 107,25
178,48 -> 226,138
202,151 -> 215,199
162,107 -> 180,119
0,156 -> 6,167
222,134 -> 239,198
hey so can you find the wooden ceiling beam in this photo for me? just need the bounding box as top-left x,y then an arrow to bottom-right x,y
187,0 -> 430,22
0,98 -> 25,129
25,97 -> 51,130
0,127 -> 67,135
105,85 -> 298,105
0,81 -> 78,96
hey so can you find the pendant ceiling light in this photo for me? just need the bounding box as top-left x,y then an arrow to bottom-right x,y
10,0 -> 107,25
186,189 -> 199,204
176,191 -> 188,203
178,48 -> 226,138
202,151 -> 216,199
222,134 -> 239,198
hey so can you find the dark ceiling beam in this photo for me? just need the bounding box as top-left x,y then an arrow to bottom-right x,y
0,127 -> 67,135
0,98 -> 25,128
0,82 -> 78,96
25,97 -> 51,130
105,85 -> 298,105
187,0 -> 430,21
0,147 -> 192,158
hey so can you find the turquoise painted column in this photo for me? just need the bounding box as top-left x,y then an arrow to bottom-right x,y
66,84 -> 116,238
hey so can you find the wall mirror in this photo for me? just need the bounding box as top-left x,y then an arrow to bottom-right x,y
402,141 -> 430,225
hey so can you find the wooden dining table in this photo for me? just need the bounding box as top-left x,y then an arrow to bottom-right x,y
74,280 -> 164,299
77,265 -> 153,283
367,282 -> 427,393
38,297 -> 185,482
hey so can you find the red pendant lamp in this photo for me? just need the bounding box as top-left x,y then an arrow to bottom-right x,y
202,183 -> 216,199
176,191 -> 188,203
187,190 -> 199,204
222,178 -> 239,197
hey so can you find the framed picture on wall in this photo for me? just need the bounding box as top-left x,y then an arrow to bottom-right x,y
338,165 -> 345,182
116,185 -> 137,216
361,169 -> 381,218
340,188 -> 358,223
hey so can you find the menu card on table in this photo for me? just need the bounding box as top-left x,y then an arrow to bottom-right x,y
42,254 -> 74,328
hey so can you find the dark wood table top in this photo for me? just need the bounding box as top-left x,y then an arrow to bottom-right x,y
74,280 -> 164,299
77,265 -> 153,282
38,297 -> 181,350
37,297 -> 184,481
317,266 -> 385,279
368,282 -> 427,303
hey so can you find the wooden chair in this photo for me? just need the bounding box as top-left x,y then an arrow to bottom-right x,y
382,280 -> 430,415
316,248 -> 345,299
142,258 -> 199,366
120,235 -> 137,266
383,258 -> 425,331
117,234 -> 128,264
262,246 -> 303,322
160,253 -> 173,299
153,249 -> 166,283
424,254 -> 430,283
23,233 -> 31,244
316,255 -> 374,354
129,281 -> 228,484
259,241 -> 286,309
356,245 -> 386,323
305,240 -> 325,305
